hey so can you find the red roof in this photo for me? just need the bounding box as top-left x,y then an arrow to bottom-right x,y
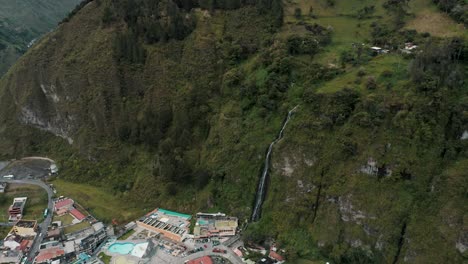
54,199 -> 73,210
269,250 -> 284,261
70,208 -> 86,221
19,240 -> 29,251
187,256 -> 213,264
36,247 -> 65,263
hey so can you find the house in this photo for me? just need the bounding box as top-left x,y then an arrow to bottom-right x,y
35,246 -> 65,263
11,220 -> 37,237
0,248 -> 22,264
187,256 -> 213,264
46,228 -> 61,241
8,197 -> 27,222
70,208 -> 86,222
269,250 -> 285,262
54,198 -> 74,215
3,237 -> 20,250
370,46 -> 389,55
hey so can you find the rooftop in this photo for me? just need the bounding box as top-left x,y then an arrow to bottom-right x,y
54,198 -> 74,209
35,247 -> 65,263
15,220 -> 37,228
194,213 -> 238,237
187,256 -> 213,264
269,250 -> 284,261
70,208 -> 86,221
138,208 -> 191,237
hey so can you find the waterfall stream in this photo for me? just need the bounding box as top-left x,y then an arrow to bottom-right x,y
251,105 -> 299,222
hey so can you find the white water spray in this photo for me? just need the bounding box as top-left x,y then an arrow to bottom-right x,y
251,105 -> 299,222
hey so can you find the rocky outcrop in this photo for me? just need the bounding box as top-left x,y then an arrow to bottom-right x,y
20,106 -> 74,144
456,231 -> 468,255
337,195 -> 376,224
360,157 -> 392,178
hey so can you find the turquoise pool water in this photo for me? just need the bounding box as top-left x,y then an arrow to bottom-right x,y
158,208 -> 191,220
198,219 -> 209,225
108,242 -> 135,254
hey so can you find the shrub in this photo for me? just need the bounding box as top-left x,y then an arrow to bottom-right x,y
366,76 -> 377,90
294,8 -> 302,19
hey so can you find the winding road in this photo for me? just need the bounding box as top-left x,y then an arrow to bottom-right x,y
1,179 -> 54,262
180,246 -> 243,264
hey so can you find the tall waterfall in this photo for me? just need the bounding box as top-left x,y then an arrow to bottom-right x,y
251,105 -> 299,222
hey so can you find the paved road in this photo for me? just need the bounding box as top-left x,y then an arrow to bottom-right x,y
1,179 -> 54,262
180,244 -> 244,264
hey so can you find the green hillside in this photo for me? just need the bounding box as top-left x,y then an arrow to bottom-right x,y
0,0 -> 466,263
0,0 -> 81,75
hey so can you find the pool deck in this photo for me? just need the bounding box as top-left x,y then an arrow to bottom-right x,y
104,239 -> 152,263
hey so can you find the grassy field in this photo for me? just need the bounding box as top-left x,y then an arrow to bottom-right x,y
405,0 -> 466,37
51,179 -> 143,223
54,213 -> 74,226
63,220 -> 91,234
0,226 -> 11,239
118,229 -> 135,240
98,252 -> 112,264
317,54 -> 408,93
0,183 -> 48,222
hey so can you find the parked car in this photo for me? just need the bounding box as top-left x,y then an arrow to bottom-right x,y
212,248 -> 227,254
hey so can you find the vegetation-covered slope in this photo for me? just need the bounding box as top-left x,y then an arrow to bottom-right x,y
0,0 -> 466,263
0,0 -> 81,75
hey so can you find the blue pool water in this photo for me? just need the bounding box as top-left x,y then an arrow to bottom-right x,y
108,242 -> 135,254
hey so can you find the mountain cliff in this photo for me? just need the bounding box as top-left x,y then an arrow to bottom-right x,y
0,0 -> 466,263
0,0 -> 81,75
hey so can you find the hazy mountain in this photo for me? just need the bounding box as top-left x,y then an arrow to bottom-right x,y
0,0 -> 81,75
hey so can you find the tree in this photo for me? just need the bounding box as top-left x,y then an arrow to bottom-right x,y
102,6 -> 114,24
294,8 -> 302,19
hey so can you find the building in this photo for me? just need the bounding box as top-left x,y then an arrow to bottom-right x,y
11,220 -> 37,237
70,208 -> 86,222
8,197 -> 27,222
136,208 -> 191,242
269,250 -> 285,262
193,212 -> 238,238
187,256 -> 213,264
0,248 -> 22,264
45,228 -> 61,241
54,198 -> 74,215
35,246 -> 65,263
65,222 -> 107,254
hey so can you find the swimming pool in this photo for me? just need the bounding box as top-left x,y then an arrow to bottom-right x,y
108,242 -> 135,254
107,242 -> 149,258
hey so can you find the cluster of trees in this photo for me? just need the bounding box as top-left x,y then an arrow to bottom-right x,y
287,35 -> 319,55
383,0 -> 411,28
112,0 -> 196,44
113,31 -> 146,64
286,24 -> 331,56
410,38 -> 466,92
60,0 -> 93,24
339,45 -> 372,67
356,5 -> 375,19
432,0 -> 467,25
